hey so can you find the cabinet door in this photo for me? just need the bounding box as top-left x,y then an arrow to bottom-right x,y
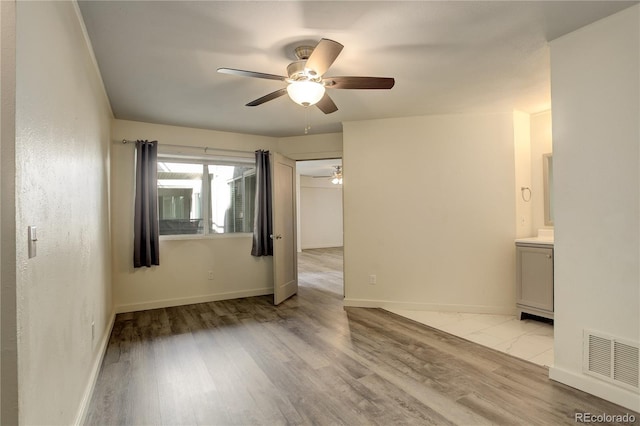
516,246 -> 553,312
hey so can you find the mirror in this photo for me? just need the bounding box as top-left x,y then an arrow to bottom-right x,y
543,153 -> 553,226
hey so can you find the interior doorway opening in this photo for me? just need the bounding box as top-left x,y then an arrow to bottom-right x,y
295,159 -> 344,297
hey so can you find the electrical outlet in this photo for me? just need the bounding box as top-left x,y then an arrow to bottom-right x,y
208,271 -> 214,280
91,321 -> 95,342
369,274 -> 377,285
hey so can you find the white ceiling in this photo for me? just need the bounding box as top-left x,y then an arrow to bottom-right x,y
297,158 -> 342,177
78,1 -> 637,138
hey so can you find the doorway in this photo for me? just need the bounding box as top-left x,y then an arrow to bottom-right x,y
295,159 -> 344,296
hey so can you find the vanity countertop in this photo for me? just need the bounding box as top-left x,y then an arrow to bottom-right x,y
515,236 -> 554,245
515,229 -> 554,245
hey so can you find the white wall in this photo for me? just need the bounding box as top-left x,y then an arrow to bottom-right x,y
530,110 -> 553,232
549,5 -> 639,411
343,113 -> 518,313
299,176 -> 343,249
15,2 -> 113,424
111,119 -> 278,312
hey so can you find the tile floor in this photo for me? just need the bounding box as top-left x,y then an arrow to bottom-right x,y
385,309 -> 554,367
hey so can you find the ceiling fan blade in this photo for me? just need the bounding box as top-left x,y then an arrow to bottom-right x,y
315,93 -> 338,114
324,76 -> 395,90
305,39 -> 344,78
246,88 -> 288,107
217,68 -> 286,81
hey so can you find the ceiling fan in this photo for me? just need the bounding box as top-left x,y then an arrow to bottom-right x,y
217,38 -> 395,114
313,165 -> 343,184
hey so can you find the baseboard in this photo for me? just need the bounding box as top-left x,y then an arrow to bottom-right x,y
342,298 -> 517,316
115,287 -> 274,313
301,244 -> 343,250
549,366 -> 640,413
74,308 -> 116,426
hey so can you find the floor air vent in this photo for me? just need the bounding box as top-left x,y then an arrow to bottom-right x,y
584,330 -> 639,392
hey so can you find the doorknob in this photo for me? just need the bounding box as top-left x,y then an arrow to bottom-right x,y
270,234 -> 282,240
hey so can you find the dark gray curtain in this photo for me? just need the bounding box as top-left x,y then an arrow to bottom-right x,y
251,150 -> 273,256
133,140 -> 160,267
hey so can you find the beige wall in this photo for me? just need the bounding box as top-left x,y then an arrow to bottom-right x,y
513,110 -> 533,238
111,119 -> 277,312
15,2 -> 113,424
282,133 -> 343,251
278,132 -> 342,160
549,5 -> 639,411
0,1 -> 18,424
111,120 -> 343,312
343,113 -> 518,313
530,110 -> 553,232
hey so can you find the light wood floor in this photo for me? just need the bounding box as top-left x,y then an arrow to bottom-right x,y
86,247 -> 637,425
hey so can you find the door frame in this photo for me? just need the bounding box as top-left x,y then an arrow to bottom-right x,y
295,157 -> 345,296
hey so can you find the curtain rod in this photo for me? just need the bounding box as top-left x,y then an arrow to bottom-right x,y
120,139 -> 256,156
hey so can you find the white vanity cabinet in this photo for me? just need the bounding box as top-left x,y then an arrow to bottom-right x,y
515,241 -> 554,320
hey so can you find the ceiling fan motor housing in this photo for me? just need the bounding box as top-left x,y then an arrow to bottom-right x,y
287,59 -> 321,81
294,45 -> 314,61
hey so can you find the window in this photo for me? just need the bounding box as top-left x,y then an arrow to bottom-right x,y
157,157 -> 256,236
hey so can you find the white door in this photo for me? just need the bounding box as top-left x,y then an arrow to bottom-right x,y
272,152 -> 298,305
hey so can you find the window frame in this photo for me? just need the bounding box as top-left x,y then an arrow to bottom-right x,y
157,154 -> 256,240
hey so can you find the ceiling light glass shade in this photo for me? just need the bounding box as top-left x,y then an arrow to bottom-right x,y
332,177 -> 340,185
286,81 -> 325,106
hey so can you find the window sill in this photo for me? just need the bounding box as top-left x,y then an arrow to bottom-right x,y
160,232 -> 253,242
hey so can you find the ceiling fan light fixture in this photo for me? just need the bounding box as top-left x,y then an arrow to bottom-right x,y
331,165 -> 343,185
286,80 -> 325,107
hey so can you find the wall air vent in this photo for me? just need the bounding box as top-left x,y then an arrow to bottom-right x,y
584,330 -> 639,392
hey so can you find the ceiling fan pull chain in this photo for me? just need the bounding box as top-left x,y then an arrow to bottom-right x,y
304,106 -> 311,134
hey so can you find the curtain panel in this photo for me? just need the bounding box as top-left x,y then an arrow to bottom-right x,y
251,150 -> 273,256
133,140 -> 160,267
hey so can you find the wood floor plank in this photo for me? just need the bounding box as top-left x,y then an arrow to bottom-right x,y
85,247 -> 638,425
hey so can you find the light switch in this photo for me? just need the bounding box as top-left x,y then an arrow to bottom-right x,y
28,226 -> 37,258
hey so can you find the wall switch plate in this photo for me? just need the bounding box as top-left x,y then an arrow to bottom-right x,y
28,226 -> 37,258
